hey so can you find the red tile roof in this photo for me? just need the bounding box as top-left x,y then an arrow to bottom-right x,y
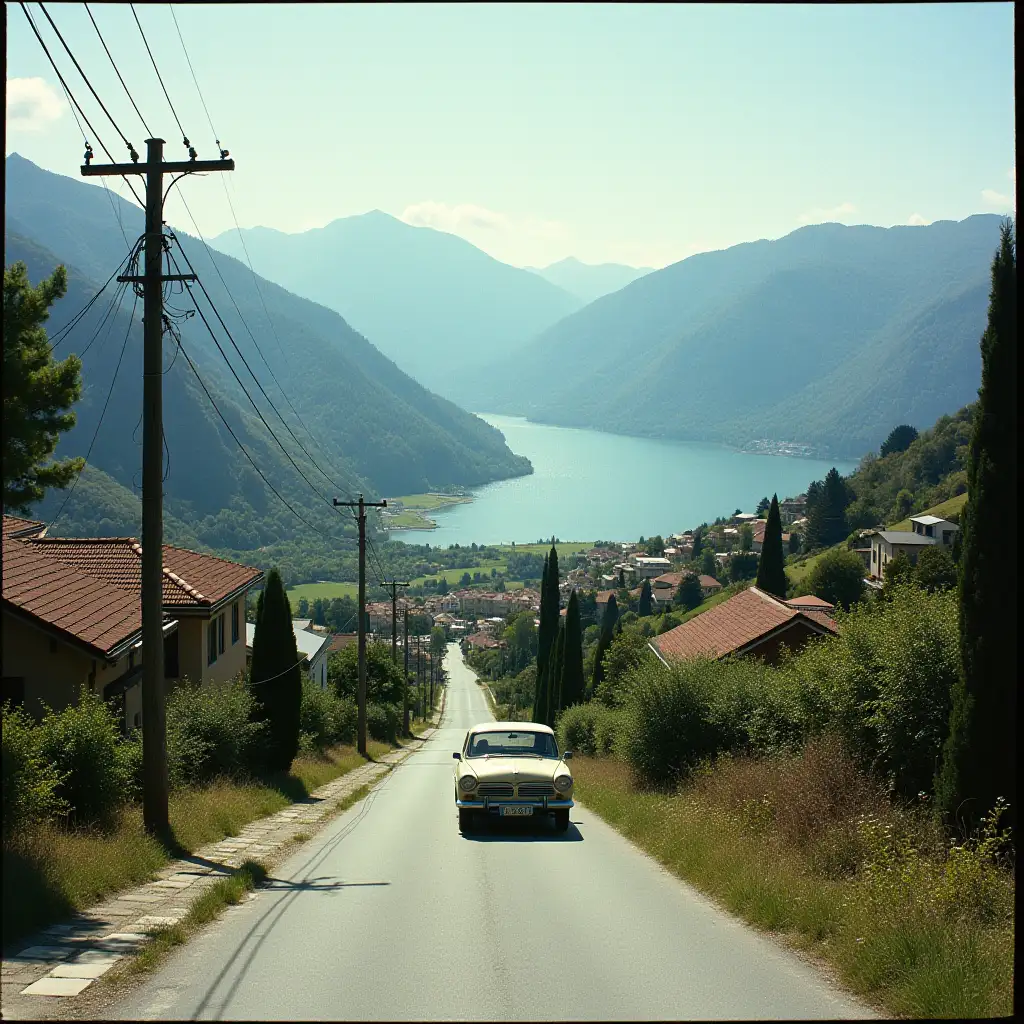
326,633 -> 358,654
698,575 -> 722,589
785,595 -> 836,611
651,586 -> 837,664
2,534 -> 144,657
25,537 -> 262,609
2,515 -> 46,538
654,573 -> 684,588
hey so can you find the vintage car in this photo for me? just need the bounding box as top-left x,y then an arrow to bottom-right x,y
453,721 -> 574,832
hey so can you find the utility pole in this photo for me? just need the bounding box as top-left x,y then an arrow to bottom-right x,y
403,606 -> 410,734
430,645 -> 435,711
83,140 -> 233,837
384,580 -> 409,666
334,495 -> 387,755
417,630 -> 423,719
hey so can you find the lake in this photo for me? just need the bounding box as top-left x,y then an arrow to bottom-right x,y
394,415 -> 857,548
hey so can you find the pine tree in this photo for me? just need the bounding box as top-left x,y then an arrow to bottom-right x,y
559,590 -> 585,711
805,468 -> 849,549
675,573 -> 703,611
937,220 -> 1017,835
590,594 -> 618,698
880,424 -> 919,457
249,569 -> 302,772
637,577 -> 652,616
691,527 -> 703,563
755,494 -> 787,598
3,262 -> 85,512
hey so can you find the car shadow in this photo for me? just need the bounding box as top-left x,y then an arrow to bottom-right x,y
459,817 -> 585,842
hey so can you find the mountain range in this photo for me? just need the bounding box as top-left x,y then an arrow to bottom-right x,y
525,257 -> 652,304
208,212 -> 583,401
466,215 -> 1001,458
4,153 -> 531,555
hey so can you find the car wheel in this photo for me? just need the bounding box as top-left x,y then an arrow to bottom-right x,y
553,809 -> 570,832
459,809 -> 473,834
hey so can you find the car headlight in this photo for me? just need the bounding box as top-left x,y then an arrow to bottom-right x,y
554,775 -> 573,792
459,774 -> 478,792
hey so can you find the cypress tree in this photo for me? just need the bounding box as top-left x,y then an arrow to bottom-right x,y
691,527 -> 703,563
675,573 -> 703,611
249,568 -> 302,772
806,469 -> 849,549
549,621 -> 565,726
590,594 -> 618,697
637,577 -> 652,616
533,554 -> 550,723
937,220 -> 1016,835
755,494 -> 787,598
559,590 -> 585,712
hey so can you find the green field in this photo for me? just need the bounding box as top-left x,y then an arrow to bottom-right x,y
287,581 -> 360,604
387,492 -> 473,511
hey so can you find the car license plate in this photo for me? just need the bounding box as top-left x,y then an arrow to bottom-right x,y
500,805 -> 533,817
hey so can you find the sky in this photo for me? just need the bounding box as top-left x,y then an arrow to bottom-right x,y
5,3 -> 1017,270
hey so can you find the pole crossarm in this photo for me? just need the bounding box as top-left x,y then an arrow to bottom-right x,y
82,158 -> 235,176
117,274 -> 196,283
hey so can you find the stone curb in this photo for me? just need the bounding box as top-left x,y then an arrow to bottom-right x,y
0,730 -> 439,1021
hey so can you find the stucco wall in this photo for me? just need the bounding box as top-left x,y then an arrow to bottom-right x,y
174,601 -> 246,686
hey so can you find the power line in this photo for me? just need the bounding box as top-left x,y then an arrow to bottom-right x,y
172,331 -> 330,537
164,240 -> 348,526
167,201 -> 345,489
18,2 -> 145,210
84,2 -> 153,137
37,2 -> 139,162
168,3 -> 227,158
48,286 -> 140,530
165,231 -> 352,501
130,2 -> 193,156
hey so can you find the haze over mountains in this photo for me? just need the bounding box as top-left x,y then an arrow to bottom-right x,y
468,215 -> 1001,458
525,257 -> 652,304
208,212 -> 582,400
4,154 -> 531,552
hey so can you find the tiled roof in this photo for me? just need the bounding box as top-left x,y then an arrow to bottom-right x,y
785,595 -> 835,611
651,586 -> 837,664
875,531 -> 937,546
654,573 -> 684,588
2,515 -> 46,538
698,575 -> 722,589
26,537 -> 262,608
2,534 -> 145,657
327,633 -> 358,654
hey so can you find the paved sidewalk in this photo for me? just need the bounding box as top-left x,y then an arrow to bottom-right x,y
0,712 -> 442,1021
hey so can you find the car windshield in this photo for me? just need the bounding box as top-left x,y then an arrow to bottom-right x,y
467,731 -> 559,758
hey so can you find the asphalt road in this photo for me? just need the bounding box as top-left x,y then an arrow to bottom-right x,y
112,642 -> 874,1020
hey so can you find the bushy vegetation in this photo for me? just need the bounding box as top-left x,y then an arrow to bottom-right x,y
556,702 -> 623,757
610,583 -> 958,801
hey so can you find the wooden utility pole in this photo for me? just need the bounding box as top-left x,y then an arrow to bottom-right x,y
82,140 -> 233,836
384,580 -> 409,666
333,496 -> 386,754
403,606 -> 410,734
417,630 -> 423,719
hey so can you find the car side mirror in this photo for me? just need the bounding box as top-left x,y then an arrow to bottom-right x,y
453,752 -> 461,760
562,751 -> 573,760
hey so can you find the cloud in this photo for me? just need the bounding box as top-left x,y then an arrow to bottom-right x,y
907,213 -> 930,226
6,77 -> 65,132
980,168 -> 1016,210
797,201 -> 857,226
400,200 -> 568,243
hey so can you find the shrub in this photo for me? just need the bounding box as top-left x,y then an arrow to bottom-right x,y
1,703 -> 67,836
165,677 -> 268,788
115,729 -> 144,803
556,703 -> 622,756
593,630 -> 653,708
298,683 -> 357,753
36,690 -> 131,825
366,702 -> 401,744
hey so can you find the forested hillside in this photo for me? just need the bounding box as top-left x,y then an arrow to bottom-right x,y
472,215 -> 1001,457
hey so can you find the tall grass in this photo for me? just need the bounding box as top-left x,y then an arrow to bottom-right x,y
573,740 -> 1013,1019
2,741 -> 387,947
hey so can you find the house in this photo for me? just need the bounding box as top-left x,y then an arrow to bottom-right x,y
698,575 -> 723,598
868,526 -> 953,579
779,495 -> 808,525
326,632 -> 358,656
20,534 -> 263,689
246,620 -> 333,689
731,512 -> 759,525
785,594 -> 836,614
751,521 -> 792,554
649,586 -> 838,668
2,530 -> 166,725
909,515 -> 959,547
2,517 -> 265,727
634,556 -> 672,579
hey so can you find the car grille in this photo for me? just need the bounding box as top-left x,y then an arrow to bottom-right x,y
477,783 -> 514,799
517,782 -> 555,798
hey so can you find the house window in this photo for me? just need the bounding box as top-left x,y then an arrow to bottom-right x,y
218,614 -> 225,655
164,630 -> 179,678
208,619 -> 217,665
232,602 -> 239,644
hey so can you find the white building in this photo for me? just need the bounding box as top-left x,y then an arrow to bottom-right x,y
634,556 -> 673,579
246,621 -> 333,689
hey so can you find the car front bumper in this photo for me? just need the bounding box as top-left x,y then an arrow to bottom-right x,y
456,798 -> 574,812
